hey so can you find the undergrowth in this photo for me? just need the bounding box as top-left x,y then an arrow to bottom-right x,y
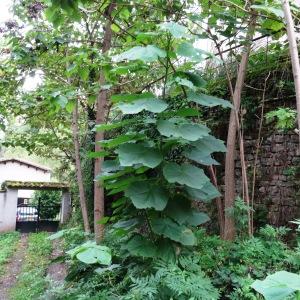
10,232 -> 52,300
42,225 -> 300,300
0,232 -> 20,276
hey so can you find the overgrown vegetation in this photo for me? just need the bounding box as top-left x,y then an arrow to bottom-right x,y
9,232 -> 52,300
0,232 -> 19,276
0,0 -> 300,299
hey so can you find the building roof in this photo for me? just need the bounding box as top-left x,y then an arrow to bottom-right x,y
0,158 -> 51,172
2,181 -> 69,190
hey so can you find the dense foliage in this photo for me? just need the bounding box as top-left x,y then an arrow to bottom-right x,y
0,0 -> 300,299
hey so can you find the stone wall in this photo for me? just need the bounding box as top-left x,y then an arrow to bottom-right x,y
235,132 -> 300,226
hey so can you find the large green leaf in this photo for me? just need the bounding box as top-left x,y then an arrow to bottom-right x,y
164,196 -> 210,226
116,143 -> 163,168
94,119 -> 136,131
125,182 -> 168,210
185,151 -> 219,165
176,42 -> 212,62
158,21 -> 188,38
251,5 -> 284,18
76,248 -> 112,265
251,271 -> 300,300
66,241 -> 112,265
151,218 -> 196,246
192,135 -> 227,154
184,134 -> 226,165
157,118 -> 210,141
188,210 -> 210,226
163,162 -> 210,189
99,134 -> 143,148
164,196 -> 192,225
116,98 -> 168,114
123,235 -> 157,258
113,45 -> 166,62
123,235 -> 176,262
111,92 -> 156,103
187,92 -> 232,108
186,181 -> 221,202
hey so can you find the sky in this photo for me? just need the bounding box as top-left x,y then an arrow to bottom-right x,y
0,0 -> 11,24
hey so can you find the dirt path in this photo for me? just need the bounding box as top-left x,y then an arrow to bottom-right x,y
47,240 -> 66,284
0,234 -> 28,300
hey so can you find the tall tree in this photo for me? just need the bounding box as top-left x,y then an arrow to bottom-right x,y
223,15 -> 256,240
282,0 -> 300,144
72,99 -> 91,233
94,2 -> 115,243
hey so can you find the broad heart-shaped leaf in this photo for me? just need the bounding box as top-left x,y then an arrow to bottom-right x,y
156,239 -> 176,263
251,5 -> 284,18
184,135 -> 226,165
158,21 -> 188,38
123,235 -> 157,258
111,92 -> 155,103
157,118 -> 210,141
76,248 -> 112,265
186,181 -> 221,202
99,134 -> 144,148
116,143 -> 163,168
123,235 -> 176,262
187,92 -> 232,108
176,42 -> 212,62
66,241 -> 112,265
185,151 -> 220,165
192,135 -> 227,154
125,182 -> 168,211
116,98 -> 168,114
151,218 -> 196,246
163,163 -> 210,189
164,196 -> 192,225
164,196 -> 210,226
188,210 -> 210,226
251,271 -> 300,300
113,45 -> 166,62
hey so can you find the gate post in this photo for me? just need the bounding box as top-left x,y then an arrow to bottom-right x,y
60,191 -> 71,224
0,188 -> 18,232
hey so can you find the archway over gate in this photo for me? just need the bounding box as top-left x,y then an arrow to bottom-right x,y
0,181 -> 71,233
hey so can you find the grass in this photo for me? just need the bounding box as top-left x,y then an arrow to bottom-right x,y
0,232 -> 20,276
10,232 -> 52,300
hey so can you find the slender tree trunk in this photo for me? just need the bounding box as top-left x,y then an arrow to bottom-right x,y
223,16 -> 256,240
282,0 -> 300,144
94,2 -> 115,243
72,99 -> 91,233
208,166 -> 225,237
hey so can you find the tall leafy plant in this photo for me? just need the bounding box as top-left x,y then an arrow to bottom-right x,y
94,21 -> 231,259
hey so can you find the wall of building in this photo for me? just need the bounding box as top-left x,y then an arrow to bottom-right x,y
235,132 -> 300,226
0,189 -> 18,232
0,161 -> 51,198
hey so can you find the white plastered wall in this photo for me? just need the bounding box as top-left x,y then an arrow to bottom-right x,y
0,189 -> 18,232
0,161 -> 51,198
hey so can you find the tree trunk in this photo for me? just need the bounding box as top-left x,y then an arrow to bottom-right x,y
94,2 -> 115,244
282,0 -> 300,144
72,99 -> 91,233
223,16 -> 256,240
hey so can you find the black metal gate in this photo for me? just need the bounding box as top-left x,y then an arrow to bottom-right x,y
16,199 -> 61,233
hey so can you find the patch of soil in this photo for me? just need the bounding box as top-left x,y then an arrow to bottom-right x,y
0,234 -> 28,300
47,240 -> 66,284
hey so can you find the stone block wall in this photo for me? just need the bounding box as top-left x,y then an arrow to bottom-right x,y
235,132 -> 300,226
